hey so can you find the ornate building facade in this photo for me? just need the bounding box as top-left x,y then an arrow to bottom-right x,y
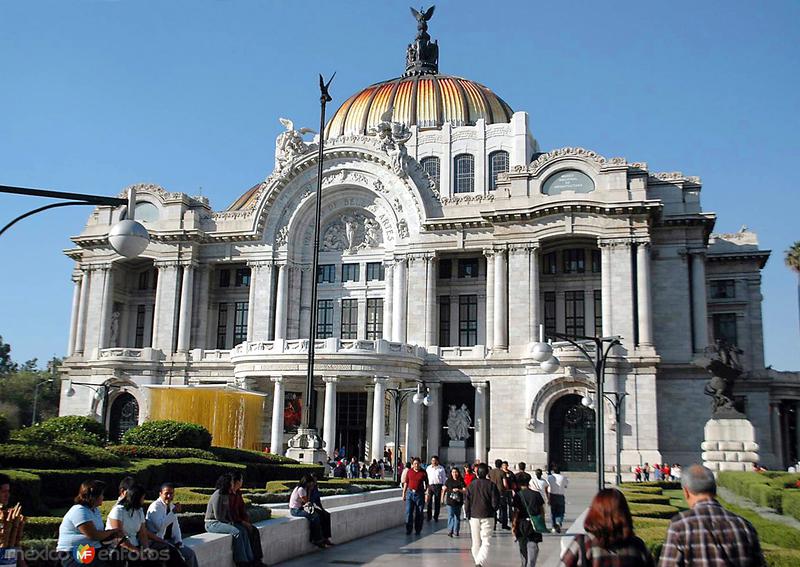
59,14 -> 800,472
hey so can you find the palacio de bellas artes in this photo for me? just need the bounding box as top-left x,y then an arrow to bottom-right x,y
57,6 -> 800,478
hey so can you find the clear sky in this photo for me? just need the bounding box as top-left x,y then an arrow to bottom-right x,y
1,0 -> 798,370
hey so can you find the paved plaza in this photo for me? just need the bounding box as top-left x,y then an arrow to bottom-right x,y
279,475 -> 596,567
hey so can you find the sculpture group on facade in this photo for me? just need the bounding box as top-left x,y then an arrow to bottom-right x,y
321,212 -> 384,253
703,339 -> 746,418
274,118 -> 316,176
446,403 -> 472,442
370,109 -> 412,178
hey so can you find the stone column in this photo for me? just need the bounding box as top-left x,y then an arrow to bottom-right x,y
371,377 -> 387,462
67,273 -> 83,355
584,288 -> 596,336
96,267 -> 115,350
426,383 -> 441,459
474,382 -> 488,463
270,377 -> 285,455
383,262 -> 394,340
425,257 -> 437,346
485,250 -> 495,348
274,263 -> 289,340
691,251 -> 709,352
530,247 -> 540,342
392,257 -> 407,343
601,243 -> 613,336
322,377 -> 338,458
365,385 -> 375,461
246,264 -> 257,342
152,261 -> 181,354
493,249 -> 508,349
770,402 -> 784,467
637,243 -> 654,346
247,261 -> 274,342
405,394 -> 422,460
176,264 -> 195,352
192,266 -> 211,349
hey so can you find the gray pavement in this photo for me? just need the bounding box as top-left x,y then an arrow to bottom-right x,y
278,474 -> 596,567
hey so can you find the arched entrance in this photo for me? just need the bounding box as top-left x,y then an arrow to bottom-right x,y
548,394 -> 595,472
109,392 -> 140,442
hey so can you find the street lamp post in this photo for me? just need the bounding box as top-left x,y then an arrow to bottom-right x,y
385,381 -> 429,484
582,391 -> 628,485
0,184 -> 150,258
531,324 -> 621,492
31,378 -> 54,426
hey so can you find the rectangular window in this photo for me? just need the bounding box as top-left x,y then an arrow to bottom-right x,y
713,313 -> 738,346
317,264 -> 335,284
563,249 -> 586,274
710,279 -> 736,299
565,291 -> 585,337
233,301 -> 248,346
219,269 -> 230,288
216,303 -> 228,349
341,299 -> 358,339
317,299 -> 334,338
366,262 -> 384,281
594,290 -> 603,336
342,263 -> 360,283
438,259 -> 452,279
591,249 -> 601,273
458,258 -> 479,278
235,268 -> 251,287
439,295 -> 451,347
458,294 -> 478,347
542,252 -> 557,275
366,298 -> 383,340
134,305 -> 146,348
138,271 -> 149,291
544,292 -> 556,335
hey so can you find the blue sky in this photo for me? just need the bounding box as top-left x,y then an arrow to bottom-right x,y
1,0 -> 798,370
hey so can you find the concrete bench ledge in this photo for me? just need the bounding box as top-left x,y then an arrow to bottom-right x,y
185,495 -> 405,567
265,487 -> 402,510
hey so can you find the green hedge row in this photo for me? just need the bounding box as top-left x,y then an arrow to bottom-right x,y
717,472 -> 800,514
623,492 -> 671,505
628,502 -> 680,519
209,446 -> 296,465
121,420 -> 212,449
621,481 -> 681,490
783,490 -> 800,522
107,445 -> 219,461
0,441 -> 127,469
0,469 -> 43,514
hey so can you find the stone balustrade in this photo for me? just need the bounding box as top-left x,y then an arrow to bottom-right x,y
428,345 -> 488,359
229,338 -> 427,360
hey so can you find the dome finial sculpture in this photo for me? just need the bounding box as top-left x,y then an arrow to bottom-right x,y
405,6 -> 438,76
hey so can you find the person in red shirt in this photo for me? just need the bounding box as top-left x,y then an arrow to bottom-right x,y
463,464 -> 476,486
229,472 -> 267,567
402,457 -> 429,535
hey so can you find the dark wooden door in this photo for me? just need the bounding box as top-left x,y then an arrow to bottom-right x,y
548,394 -> 595,472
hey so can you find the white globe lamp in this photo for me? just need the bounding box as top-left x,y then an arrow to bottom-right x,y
531,341 -> 553,362
540,356 -> 560,374
109,219 -> 150,259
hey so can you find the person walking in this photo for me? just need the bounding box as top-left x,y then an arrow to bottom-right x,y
465,463 -> 500,567
464,464 -> 476,487
442,467 -> 466,537
512,475 -> 545,567
425,456 -> 447,522
546,464 -> 568,533
672,464 -> 682,482
501,461 -> 517,529
560,489 -> 654,567
488,459 -> 509,530
643,462 -> 651,482
658,464 -> 765,567
531,469 -> 550,531
402,458 -> 429,535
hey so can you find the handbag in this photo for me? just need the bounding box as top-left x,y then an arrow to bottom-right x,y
519,490 -> 547,534
303,502 -> 318,515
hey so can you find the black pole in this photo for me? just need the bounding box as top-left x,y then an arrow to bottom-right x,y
595,337 -> 605,491
0,185 -> 127,206
302,74 -> 334,430
615,397 -> 623,485
394,392 -> 402,484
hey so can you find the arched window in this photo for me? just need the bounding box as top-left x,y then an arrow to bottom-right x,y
488,150 -> 509,191
420,156 -> 440,188
453,154 -> 474,193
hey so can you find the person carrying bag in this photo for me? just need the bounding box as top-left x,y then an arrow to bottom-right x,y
512,476 -> 545,567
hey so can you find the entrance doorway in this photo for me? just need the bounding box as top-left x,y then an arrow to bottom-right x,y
336,392 -> 367,460
548,394 -> 595,472
109,393 -> 139,443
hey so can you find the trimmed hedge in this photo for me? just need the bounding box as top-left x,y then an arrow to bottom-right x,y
107,445 -> 218,461
14,415 -> 106,446
121,420 -> 213,449
0,469 -> 42,514
627,502 -> 680,519
0,443 -> 79,468
783,490 -> 800,522
0,414 -> 9,443
621,481 -> 680,490
718,498 -> 800,550
623,492 -> 671,505
621,486 -> 664,495
23,516 -> 63,540
209,446 -> 297,465
716,471 -> 800,514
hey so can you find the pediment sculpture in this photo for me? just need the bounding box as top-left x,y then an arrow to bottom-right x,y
321,212 -> 383,254
369,109 -> 412,178
274,118 -> 316,176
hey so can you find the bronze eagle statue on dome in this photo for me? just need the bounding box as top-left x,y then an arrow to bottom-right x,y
405,6 -> 438,75
410,6 -> 435,34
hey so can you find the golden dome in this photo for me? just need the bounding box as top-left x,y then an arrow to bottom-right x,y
325,74 -> 514,139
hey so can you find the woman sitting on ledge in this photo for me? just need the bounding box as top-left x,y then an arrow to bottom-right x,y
205,474 -> 255,567
289,476 -> 332,548
56,480 -> 122,567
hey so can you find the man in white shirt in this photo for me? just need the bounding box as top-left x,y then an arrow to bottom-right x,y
146,483 -> 199,567
425,456 -> 448,522
546,465 -> 568,533
532,468 -> 550,529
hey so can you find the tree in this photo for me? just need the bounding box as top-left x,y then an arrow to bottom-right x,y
0,336 -> 14,376
787,241 -> 800,337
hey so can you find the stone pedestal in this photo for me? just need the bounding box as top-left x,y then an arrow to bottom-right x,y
285,428 -> 328,465
702,418 -> 760,472
446,441 -> 466,465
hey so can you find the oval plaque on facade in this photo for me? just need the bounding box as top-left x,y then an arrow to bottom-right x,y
542,170 -> 595,195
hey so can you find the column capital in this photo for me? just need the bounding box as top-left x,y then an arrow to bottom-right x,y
179,260 -> 198,269
508,242 -> 538,254
471,380 -> 488,392
373,376 -> 389,386
83,262 -> 113,272
154,259 -> 181,269
426,381 -> 441,391
247,259 -> 274,270
271,376 -> 285,385
688,248 -> 707,258
597,238 -> 633,249
323,376 -> 339,384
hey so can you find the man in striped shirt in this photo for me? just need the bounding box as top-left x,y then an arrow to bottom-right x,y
658,464 -> 765,567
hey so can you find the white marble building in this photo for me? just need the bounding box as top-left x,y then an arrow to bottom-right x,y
59,16 -> 800,473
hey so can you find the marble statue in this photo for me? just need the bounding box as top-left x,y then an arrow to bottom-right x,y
275,118 -> 315,175
446,403 -> 472,441
370,109 -> 412,178
109,311 -> 120,347
704,340 -> 746,418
